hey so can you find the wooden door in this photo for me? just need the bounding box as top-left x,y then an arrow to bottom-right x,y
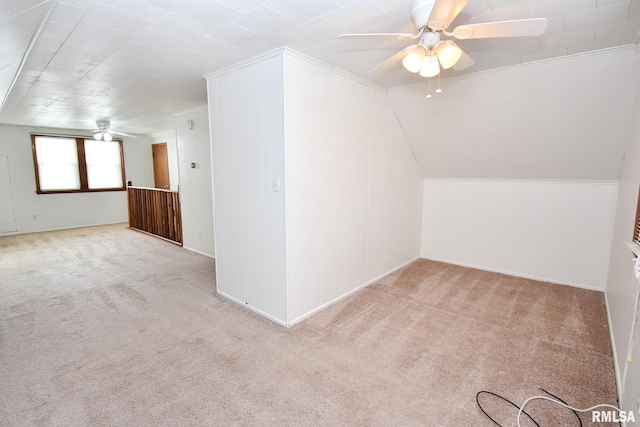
152,143 -> 170,189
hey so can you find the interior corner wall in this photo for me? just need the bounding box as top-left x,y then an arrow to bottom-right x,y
606,73 -> 640,415
206,53 -> 287,325
0,123 -> 154,236
421,179 -> 618,290
175,106 -> 215,258
283,52 -> 423,324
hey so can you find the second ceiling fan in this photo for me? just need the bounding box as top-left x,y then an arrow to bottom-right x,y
338,0 -> 548,77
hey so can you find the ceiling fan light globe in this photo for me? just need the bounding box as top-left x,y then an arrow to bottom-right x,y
419,55 -> 440,77
93,133 -> 102,141
436,41 -> 462,69
402,50 -> 425,73
103,133 -> 113,142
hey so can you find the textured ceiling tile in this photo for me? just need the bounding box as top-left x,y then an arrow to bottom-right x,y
456,1 -> 493,20
59,0 -> 94,11
369,12 -> 416,33
69,21 -> 133,47
83,2 -> 153,34
49,2 -> 85,27
470,3 -> 531,23
543,27 -> 595,50
564,2 -> 631,32
0,5 -> 50,68
371,0 -> 412,18
567,36 -> 622,53
2,0 -> 639,135
488,0 -> 528,10
168,0 -> 241,27
596,0 -> 631,6
519,46 -> 569,62
457,37 -> 514,54
595,17 -> 640,40
525,0 -> 597,19
100,0 -> 178,19
233,5 -> 297,37
543,16 -> 566,37
288,17 -> 345,44
265,0 -> 341,22
324,0 -> 392,33
130,28 -> 190,52
206,22 -> 261,47
213,0 -> 268,14
148,12 -> 215,41
185,36 -> 238,59
630,0 -> 640,18
0,0 -> 48,20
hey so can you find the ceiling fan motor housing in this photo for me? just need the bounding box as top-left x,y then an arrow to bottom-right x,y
96,120 -> 110,130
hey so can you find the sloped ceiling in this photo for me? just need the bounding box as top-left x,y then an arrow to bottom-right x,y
388,46 -> 640,180
1,0 -> 639,136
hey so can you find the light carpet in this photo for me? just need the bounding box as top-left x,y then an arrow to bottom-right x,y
0,224 -> 618,426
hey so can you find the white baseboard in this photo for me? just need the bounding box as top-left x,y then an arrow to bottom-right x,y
604,290 -> 624,421
183,246 -> 215,259
286,256 -> 420,328
421,256 -> 605,292
216,290 -> 287,328
0,221 -> 128,237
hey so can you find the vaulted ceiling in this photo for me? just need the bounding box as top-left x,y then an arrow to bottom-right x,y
1,0 -> 639,135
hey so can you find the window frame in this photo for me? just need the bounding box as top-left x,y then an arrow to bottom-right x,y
31,133 -> 126,194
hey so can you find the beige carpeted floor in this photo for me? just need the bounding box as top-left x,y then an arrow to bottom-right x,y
0,224 -> 618,426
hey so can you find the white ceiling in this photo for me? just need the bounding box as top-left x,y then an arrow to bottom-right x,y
1,0 -> 639,135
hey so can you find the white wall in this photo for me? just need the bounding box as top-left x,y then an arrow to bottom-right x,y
147,129 -> 179,191
283,51 -> 423,324
206,49 -> 423,326
422,179 -> 618,290
175,106 -> 215,258
606,78 -> 640,421
207,52 -> 288,324
389,46 -> 640,180
0,123 -> 153,235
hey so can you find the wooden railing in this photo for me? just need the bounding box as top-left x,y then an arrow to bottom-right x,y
127,185 -> 182,245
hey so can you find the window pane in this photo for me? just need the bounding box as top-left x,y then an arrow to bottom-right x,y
35,136 -> 80,191
84,140 -> 123,189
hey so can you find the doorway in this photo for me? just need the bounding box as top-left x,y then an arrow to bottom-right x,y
152,142 -> 170,189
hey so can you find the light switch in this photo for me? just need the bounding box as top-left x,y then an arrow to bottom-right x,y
272,177 -> 280,192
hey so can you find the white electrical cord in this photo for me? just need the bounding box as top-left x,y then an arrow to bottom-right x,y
517,394 -> 621,427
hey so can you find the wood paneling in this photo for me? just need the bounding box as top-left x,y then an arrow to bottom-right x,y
207,52 -> 287,324
283,51 -> 423,324
127,186 -> 182,245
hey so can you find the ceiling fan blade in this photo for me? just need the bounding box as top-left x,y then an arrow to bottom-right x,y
452,49 -> 474,71
426,0 -> 469,31
369,45 -> 419,73
338,32 -> 420,40
110,130 -> 137,138
451,18 -> 548,40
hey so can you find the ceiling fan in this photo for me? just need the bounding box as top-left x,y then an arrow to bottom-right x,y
338,0 -> 548,78
92,120 -> 136,141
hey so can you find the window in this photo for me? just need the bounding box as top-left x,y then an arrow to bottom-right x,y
32,134 -> 125,194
